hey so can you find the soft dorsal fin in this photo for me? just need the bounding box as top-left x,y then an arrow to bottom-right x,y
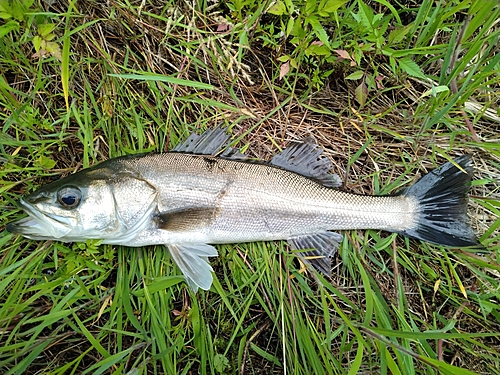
172,126 -> 247,159
270,138 -> 342,188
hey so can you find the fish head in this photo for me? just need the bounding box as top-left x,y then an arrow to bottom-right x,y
8,161 -> 158,243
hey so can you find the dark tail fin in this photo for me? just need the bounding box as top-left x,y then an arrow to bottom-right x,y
400,155 -> 482,248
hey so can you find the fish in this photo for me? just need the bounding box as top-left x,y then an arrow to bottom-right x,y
7,127 -> 483,291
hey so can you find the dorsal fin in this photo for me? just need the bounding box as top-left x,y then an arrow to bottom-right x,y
270,138 -> 341,188
172,128 -> 341,184
172,126 -> 247,159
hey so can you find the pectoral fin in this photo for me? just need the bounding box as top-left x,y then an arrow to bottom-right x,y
287,232 -> 343,276
167,243 -> 218,292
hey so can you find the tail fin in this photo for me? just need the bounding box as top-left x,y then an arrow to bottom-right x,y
400,155 -> 482,248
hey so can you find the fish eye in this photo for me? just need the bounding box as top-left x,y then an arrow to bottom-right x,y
57,187 -> 82,209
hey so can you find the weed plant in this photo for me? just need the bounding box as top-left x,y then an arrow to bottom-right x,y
1,0 -> 499,374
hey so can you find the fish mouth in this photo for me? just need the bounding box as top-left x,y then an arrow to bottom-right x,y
7,198 -> 74,240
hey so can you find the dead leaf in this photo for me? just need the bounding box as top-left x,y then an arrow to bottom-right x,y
375,75 -> 385,89
334,49 -> 351,60
279,61 -> 290,80
217,24 -> 230,32
32,49 -> 48,60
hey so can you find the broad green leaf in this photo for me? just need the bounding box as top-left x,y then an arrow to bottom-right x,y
37,155 -> 57,169
306,16 -> 330,47
305,0 -> 317,14
398,58 -> 426,79
388,24 -> 412,45
9,0 -> 25,21
0,20 -> 18,37
213,354 -> 230,373
44,33 -> 56,41
356,0 -> 374,29
24,0 -> 35,9
355,81 -> 368,107
38,23 -> 56,37
322,0 -> 349,14
286,16 -> 294,37
45,41 -> 61,59
32,35 -> 42,51
0,3 -> 13,20
305,43 -> 330,56
345,70 -> 364,80
267,0 -> 286,15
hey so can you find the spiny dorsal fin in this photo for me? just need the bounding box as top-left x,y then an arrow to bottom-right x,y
172,126 -> 247,159
287,231 -> 343,276
270,138 -> 341,188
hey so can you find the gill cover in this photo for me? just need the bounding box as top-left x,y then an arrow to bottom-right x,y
107,173 -> 158,237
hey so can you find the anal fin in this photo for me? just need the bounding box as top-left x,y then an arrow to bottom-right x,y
167,243 -> 218,292
287,232 -> 343,276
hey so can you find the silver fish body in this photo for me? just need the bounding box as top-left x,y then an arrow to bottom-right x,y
7,128 -> 482,290
121,153 -> 416,245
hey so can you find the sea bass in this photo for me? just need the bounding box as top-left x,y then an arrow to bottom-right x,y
7,127 -> 482,291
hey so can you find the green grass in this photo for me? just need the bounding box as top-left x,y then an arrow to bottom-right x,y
1,0 -> 500,374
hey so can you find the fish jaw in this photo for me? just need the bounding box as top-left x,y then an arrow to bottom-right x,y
7,198 -> 75,240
